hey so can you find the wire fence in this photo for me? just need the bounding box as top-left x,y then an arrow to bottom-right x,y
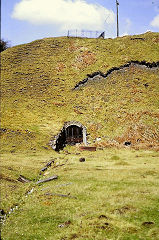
67,30 -> 105,39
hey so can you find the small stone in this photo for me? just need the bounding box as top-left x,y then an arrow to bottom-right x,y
124,141 -> 131,146
79,158 -> 85,162
142,221 -> 155,226
0,209 -> 5,216
58,224 -> 65,228
143,83 -> 149,88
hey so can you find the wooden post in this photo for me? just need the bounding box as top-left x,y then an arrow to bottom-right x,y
83,127 -> 87,145
116,0 -> 119,37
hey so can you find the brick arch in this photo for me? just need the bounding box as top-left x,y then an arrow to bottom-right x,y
50,121 -> 87,151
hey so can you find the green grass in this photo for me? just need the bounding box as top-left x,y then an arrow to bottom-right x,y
1,32 -> 159,239
1,148 -> 159,240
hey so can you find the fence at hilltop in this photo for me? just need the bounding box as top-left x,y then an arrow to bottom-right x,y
67,30 -> 105,39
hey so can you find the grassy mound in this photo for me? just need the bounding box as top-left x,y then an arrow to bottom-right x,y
1,32 -> 159,152
1,32 -> 159,239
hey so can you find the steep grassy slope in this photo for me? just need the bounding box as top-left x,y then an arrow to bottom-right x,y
1,32 -> 159,152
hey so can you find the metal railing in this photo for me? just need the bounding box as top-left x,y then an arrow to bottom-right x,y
67,30 -> 105,39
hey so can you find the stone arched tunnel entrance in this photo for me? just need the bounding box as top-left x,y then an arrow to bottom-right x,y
50,121 -> 87,151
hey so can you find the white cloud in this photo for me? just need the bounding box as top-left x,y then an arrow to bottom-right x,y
121,18 -> 132,37
12,0 -> 115,31
125,18 -> 132,30
121,32 -> 128,36
150,14 -> 159,28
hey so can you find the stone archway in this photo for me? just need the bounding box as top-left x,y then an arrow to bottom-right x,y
64,121 -> 87,146
50,121 -> 87,151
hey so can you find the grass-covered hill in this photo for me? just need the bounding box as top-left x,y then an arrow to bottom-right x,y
1,32 -> 159,240
1,32 -> 159,152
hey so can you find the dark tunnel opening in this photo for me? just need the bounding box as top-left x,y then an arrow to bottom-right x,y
51,122 -> 87,151
65,125 -> 83,145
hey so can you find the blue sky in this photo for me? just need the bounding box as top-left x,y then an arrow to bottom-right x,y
2,0 -> 159,46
